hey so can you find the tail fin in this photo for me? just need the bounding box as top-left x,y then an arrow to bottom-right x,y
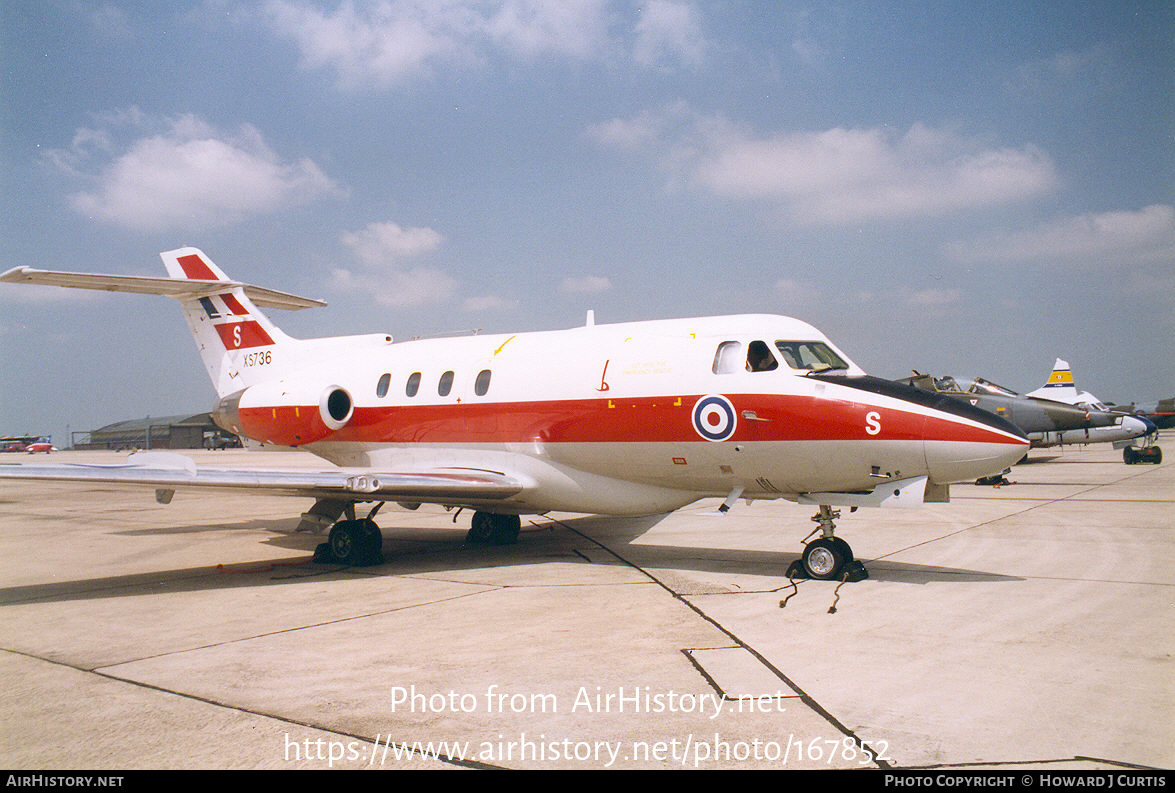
160,247 -> 300,396
1031,358 -> 1079,402
0,247 -> 325,398
1027,358 -> 1110,410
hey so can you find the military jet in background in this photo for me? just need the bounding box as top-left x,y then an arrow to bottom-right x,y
1106,397 -> 1175,431
1026,359 -> 1162,463
899,372 -> 1157,465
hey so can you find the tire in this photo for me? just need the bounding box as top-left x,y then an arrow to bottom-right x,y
467,512 -> 495,544
802,538 -> 846,580
329,519 -> 382,566
829,537 -> 853,563
467,512 -> 520,545
491,514 -> 521,545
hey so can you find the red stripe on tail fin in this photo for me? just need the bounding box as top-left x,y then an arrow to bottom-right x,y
221,293 -> 250,315
214,321 -> 274,349
176,253 -> 220,281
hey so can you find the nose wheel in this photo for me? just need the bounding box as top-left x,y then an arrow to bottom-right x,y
786,506 -> 869,582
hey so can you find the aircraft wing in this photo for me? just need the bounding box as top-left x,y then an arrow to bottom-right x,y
0,452 -> 524,506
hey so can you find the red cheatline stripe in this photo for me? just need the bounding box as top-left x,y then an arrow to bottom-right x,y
237,394 -> 1026,447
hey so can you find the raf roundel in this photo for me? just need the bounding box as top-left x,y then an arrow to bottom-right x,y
692,394 -> 737,442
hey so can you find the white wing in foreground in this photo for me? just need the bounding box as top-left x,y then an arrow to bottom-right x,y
0,451 -> 523,505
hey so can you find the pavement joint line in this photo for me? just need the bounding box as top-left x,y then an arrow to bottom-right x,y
544,515 -> 893,770
0,646 -> 498,770
872,477 -> 1121,565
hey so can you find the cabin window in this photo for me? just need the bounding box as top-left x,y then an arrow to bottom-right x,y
406,372 -> 421,397
376,373 -> 391,398
438,370 -> 454,396
746,340 -> 778,372
712,341 -> 743,374
774,341 -> 849,372
474,369 -> 492,396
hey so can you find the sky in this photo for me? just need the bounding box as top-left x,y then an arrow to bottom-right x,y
1,1 -> 1172,445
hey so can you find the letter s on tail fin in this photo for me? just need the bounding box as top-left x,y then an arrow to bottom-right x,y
0,247 -> 325,398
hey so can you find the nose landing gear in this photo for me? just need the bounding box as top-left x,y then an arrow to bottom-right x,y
786,505 -> 869,582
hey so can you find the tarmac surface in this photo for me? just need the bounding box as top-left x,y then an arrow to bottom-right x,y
1,433 -> 1171,770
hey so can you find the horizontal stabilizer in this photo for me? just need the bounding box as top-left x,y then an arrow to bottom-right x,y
0,267 -> 325,311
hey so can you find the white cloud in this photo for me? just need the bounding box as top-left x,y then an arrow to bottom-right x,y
260,0 -> 480,85
559,275 -> 612,294
944,205 -> 1175,266
341,221 -> 445,265
257,0 -> 704,86
336,219 -> 455,307
487,0 -> 612,60
589,105 -> 1058,225
331,265 -> 458,307
633,0 -> 706,69
50,111 -> 343,231
461,294 -> 519,312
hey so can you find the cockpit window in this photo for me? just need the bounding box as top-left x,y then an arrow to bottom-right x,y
746,340 -> 778,372
966,378 -> 1018,397
774,341 -> 848,372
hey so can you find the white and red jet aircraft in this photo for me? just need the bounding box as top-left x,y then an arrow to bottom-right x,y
0,248 -> 1027,581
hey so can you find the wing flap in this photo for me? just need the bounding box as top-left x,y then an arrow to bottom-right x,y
0,452 -> 524,504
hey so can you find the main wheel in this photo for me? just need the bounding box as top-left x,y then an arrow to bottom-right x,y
467,512 -> 496,544
802,538 -> 846,580
329,519 -> 382,566
491,514 -> 521,545
466,512 -> 521,545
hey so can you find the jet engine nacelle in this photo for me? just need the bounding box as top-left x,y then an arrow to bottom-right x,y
213,381 -> 355,446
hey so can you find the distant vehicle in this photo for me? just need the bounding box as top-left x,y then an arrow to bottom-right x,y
1,435 -> 50,453
1104,397 -> 1175,432
24,437 -> 57,454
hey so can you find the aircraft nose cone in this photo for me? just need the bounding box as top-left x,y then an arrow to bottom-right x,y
923,411 -> 1028,483
910,390 -> 1028,483
810,374 -> 1029,485
1124,415 -> 1156,438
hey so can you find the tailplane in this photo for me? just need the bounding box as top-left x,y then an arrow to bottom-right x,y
1,247 -> 325,398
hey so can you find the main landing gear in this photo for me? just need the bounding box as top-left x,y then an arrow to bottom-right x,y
314,507 -> 520,566
785,505 -> 869,582
465,511 -> 521,546
312,502 -> 386,566
1124,445 -> 1162,464
316,517 -> 385,567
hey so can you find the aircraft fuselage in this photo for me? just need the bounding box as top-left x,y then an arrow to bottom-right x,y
214,315 -> 1027,515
